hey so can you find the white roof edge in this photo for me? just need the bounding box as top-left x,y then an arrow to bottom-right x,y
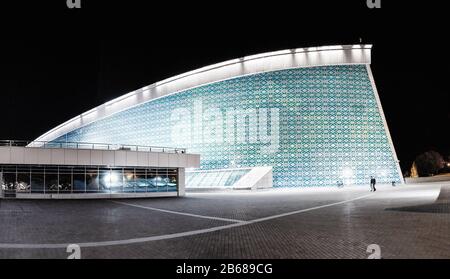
32,44 -> 372,144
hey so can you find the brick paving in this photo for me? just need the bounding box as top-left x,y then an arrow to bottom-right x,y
0,183 -> 449,259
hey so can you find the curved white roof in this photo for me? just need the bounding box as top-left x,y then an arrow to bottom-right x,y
33,44 -> 372,143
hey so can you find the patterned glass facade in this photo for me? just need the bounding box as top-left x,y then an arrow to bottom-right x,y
52,65 -> 402,187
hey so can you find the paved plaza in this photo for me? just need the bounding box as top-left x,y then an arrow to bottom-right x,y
1,182 -> 449,259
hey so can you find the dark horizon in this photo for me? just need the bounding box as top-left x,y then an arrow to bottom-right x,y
0,1 -> 448,173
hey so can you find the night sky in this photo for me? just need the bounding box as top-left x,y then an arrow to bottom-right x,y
0,1 -> 448,172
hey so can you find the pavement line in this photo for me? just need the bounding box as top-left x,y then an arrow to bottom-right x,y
110,200 -> 246,223
248,193 -> 373,223
0,193 -> 373,249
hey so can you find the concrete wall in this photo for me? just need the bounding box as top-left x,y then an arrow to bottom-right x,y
0,146 -> 200,169
178,168 -> 186,196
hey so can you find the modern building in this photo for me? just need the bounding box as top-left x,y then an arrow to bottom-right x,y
30,45 -> 404,189
0,141 -> 200,199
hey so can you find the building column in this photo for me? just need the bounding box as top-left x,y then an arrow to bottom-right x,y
178,167 -> 185,197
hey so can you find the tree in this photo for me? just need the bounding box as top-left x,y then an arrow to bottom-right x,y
414,151 -> 445,177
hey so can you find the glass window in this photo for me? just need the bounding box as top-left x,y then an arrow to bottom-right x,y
73,167 -> 86,193
45,166 -> 59,174
99,168 -> 111,193
167,169 -> 178,192
1,172 -> 16,191
123,169 -> 135,192
59,166 -> 73,174
31,172 -> 45,193
147,168 -> 158,192
2,166 -> 17,173
45,170 -> 58,194
135,169 -> 147,193
86,168 -> 99,193
1,165 -> 181,195
17,172 -> 31,193
73,172 -> 86,193
17,165 -> 30,173
156,169 -> 168,192
31,166 -> 45,173
73,167 -> 85,174
109,168 -> 123,193
59,172 -> 72,193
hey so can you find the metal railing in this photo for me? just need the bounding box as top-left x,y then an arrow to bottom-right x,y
0,140 -> 187,154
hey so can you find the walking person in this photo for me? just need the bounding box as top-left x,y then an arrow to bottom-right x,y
370,176 -> 377,192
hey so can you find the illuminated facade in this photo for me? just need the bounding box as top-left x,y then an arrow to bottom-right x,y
34,45 -> 404,187
0,142 -> 199,198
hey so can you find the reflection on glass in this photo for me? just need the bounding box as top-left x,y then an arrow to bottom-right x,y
168,169 -> 178,192
147,169 -> 157,192
123,169 -> 135,192
73,173 -> 86,193
99,169 -> 111,193
135,169 -> 147,192
86,168 -> 99,193
156,169 -> 168,192
109,169 -> 123,193
2,166 -> 17,172
2,173 -> 16,191
45,173 -> 58,194
31,172 -> 45,193
59,172 -> 72,193
1,165 -> 178,195
17,172 -> 31,193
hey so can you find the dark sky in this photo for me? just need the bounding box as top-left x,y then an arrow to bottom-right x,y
0,1 -> 448,172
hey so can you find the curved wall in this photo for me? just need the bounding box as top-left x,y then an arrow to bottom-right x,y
33,45 -> 372,144
47,60 -> 403,187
